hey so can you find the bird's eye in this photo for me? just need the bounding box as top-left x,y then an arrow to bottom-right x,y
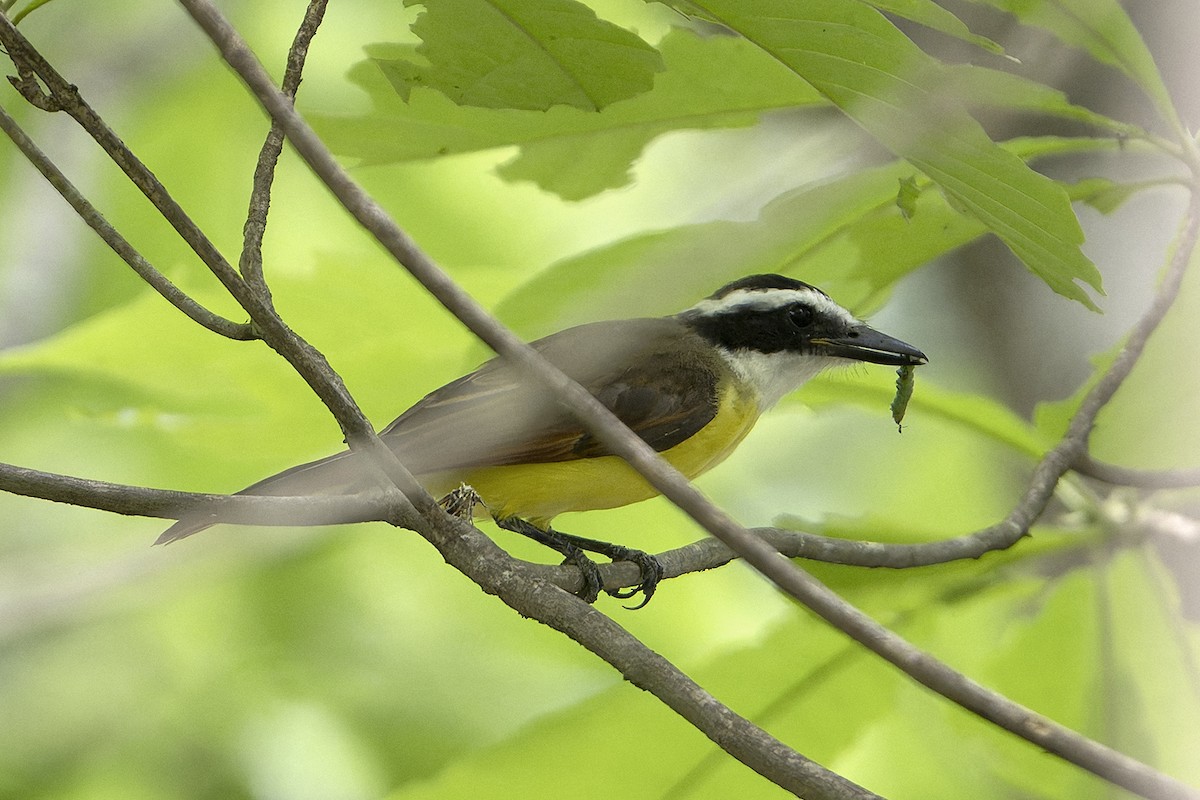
787,305 -> 814,329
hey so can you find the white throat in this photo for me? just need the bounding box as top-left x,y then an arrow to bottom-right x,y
717,347 -> 840,410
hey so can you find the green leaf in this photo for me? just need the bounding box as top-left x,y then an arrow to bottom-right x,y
864,0 -> 1006,54
942,64 -> 1146,136
493,161 -> 931,336
895,176 -> 920,221
494,136 -> 1161,335
961,0 -> 1181,132
1069,177 -> 1164,215
671,0 -> 1102,308
397,0 -> 663,111
313,30 -> 825,199
786,173 -> 988,314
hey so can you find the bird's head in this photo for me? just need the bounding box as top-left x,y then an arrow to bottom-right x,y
678,274 -> 928,408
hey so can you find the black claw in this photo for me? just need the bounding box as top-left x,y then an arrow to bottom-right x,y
607,551 -> 664,610
494,515 -> 666,607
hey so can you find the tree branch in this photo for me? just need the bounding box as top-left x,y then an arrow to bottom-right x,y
171,2 -> 1200,798
3,3 -> 1193,796
0,13 -> 249,301
0,461 -> 419,529
0,11 -> 402,478
239,0 -> 328,301
0,100 -> 256,340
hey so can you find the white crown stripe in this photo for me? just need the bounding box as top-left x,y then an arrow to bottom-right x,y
688,288 -> 858,328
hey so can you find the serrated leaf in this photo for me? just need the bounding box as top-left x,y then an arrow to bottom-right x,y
313,30 -> 825,199
675,0 -> 1103,308
961,0 -> 1181,132
398,0 -> 663,111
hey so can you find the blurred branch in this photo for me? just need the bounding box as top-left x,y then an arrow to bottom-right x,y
0,100 -> 256,340
1075,455 -> 1200,489
173,2 -> 1200,799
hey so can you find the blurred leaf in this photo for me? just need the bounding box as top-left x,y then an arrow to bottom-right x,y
383,594 -> 899,800
394,0 -> 663,111
496,134 -> 1155,333
382,544 -> 1200,798
493,161 -> 926,335
865,0 -> 1005,54
0,256 -> 475,488
795,371 -> 1052,459
895,176 -> 920,221
313,29 -> 825,199
1071,177 -> 1168,215
944,64 -> 1147,136
784,173 -> 988,314
961,0 -> 1181,131
666,0 -> 1102,308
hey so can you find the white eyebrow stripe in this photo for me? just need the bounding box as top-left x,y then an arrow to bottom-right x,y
688,288 -> 858,326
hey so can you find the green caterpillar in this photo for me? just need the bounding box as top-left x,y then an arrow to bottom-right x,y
891,364 -> 915,432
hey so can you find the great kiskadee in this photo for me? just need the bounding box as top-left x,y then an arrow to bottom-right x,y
159,274 -> 927,606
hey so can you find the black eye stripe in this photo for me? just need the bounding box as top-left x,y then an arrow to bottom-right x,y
683,301 -> 838,354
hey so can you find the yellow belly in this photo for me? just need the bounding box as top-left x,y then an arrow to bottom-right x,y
422,383 -> 761,526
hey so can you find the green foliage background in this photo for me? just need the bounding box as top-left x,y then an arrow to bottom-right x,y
0,1 -> 1198,798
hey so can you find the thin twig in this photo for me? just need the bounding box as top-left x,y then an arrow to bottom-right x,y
0,461 -> 417,529
239,0 -> 328,301
172,2 -> 1200,798
0,14 -> 249,301
0,100 -> 257,340
0,11 -> 436,520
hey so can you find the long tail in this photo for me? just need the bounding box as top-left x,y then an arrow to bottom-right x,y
155,450 -> 366,545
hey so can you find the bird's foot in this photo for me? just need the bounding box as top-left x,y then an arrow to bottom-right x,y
494,516 -> 662,607
557,545 -> 603,605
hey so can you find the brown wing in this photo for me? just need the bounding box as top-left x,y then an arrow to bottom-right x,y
378,317 -> 722,473
164,317 -> 723,516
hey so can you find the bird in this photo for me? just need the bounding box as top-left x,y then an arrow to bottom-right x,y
158,274 -> 927,607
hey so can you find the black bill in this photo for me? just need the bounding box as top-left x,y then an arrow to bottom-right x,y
814,325 -> 928,367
